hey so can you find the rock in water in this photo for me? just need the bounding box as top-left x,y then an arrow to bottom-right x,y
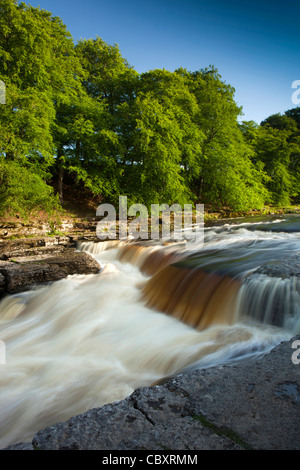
0,251 -> 101,298
254,254 -> 300,279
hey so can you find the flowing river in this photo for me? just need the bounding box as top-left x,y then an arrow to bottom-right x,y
0,214 -> 299,448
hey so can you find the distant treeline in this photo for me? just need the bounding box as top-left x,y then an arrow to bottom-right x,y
0,0 -> 300,216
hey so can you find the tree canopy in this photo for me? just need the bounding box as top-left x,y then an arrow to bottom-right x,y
0,0 -> 299,217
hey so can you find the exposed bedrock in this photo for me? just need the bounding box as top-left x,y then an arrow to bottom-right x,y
0,250 -> 100,299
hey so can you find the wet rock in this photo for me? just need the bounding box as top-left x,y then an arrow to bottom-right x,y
33,401 -> 154,451
254,254 -> 300,279
4,442 -> 34,450
0,273 -> 5,298
177,335 -> 300,450
0,251 -> 101,297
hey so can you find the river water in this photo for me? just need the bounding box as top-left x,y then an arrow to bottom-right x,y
0,214 -> 299,448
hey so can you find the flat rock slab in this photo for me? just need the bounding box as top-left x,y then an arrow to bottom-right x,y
253,254 -> 300,279
5,335 -> 300,451
0,251 -> 101,297
0,237 -> 73,259
173,336 -> 300,450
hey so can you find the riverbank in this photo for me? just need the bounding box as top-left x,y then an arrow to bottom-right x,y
1,204 -> 300,241
1,206 -> 299,300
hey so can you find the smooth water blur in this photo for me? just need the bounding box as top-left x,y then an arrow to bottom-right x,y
186,214 -> 300,275
142,214 -> 300,330
0,214 -> 299,448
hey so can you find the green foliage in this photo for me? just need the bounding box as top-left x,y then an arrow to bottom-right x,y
180,67 -> 269,210
0,1 -> 298,217
0,0 -> 80,163
0,159 -> 60,216
51,36 -> 139,204
125,69 -> 204,207
255,127 -> 293,205
243,109 -> 300,205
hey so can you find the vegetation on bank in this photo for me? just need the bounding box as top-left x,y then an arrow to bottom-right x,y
0,0 -> 300,220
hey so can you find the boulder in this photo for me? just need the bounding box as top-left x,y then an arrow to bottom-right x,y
0,251 -> 101,297
253,254 -> 300,279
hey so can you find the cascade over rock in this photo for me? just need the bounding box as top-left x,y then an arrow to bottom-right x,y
142,264 -> 240,329
0,214 -> 299,449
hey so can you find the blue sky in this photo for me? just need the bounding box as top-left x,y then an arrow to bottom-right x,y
27,0 -> 300,124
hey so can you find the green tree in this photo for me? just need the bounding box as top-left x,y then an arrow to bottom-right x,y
184,67 -> 269,210
126,69 -> 204,206
70,37 -> 139,205
284,108 -> 300,199
52,90 -> 119,204
256,111 -> 300,204
0,158 -> 59,216
284,107 -> 300,129
0,0 -> 82,213
0,0 -> 80,161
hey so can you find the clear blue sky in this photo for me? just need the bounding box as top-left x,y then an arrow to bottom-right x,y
27,0 -> 300,124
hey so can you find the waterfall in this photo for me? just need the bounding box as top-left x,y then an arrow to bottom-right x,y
0,214 -> 299,448
141,264 -> 240,329
236,273 -> 300,332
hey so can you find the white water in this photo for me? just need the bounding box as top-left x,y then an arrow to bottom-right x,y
0,216 -> 299,448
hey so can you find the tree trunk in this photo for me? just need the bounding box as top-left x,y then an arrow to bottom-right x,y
74,140 -> 81,185
58,165 -> 64,204
57,151 -> 65,204
5,151 -> 14,160
198,176 -> 204,200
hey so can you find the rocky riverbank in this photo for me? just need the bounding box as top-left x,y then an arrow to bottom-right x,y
0,217 -> 99,241
0,250 -> 101,298
0,217 -> 102,299
0,236 -> 101,300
